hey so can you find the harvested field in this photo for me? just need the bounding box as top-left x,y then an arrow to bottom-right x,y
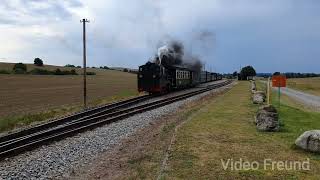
287,77 -> 320,96
0,63 -> 137,118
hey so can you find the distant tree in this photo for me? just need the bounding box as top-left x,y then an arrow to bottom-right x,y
232,71 -> 238,77
239,66 -> 256,80
34,58 -> 43,66
65,64 -> 76,68
273,72 -> 281,76
76,66 -> 81,68
123,68 -> 128,72
13,63 -> 27,74
103,66 -> 109,70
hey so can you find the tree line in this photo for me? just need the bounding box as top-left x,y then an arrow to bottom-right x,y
273,72 -> 320,78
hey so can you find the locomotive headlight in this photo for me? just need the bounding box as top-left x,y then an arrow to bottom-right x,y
139,74 -> 143,78
153,75 -> 156,78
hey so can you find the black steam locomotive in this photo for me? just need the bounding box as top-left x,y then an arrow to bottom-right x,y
138,62 -> 222,94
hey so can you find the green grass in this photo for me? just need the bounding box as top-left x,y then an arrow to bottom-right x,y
0,106 -> 79,132
270,88 -> 320,151
0,90 -> 140,133
162,82 -> 320,179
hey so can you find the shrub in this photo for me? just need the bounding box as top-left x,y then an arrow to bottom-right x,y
70,69 -> 77,75
13,63 -> 27,74
54,68 -> 63,75
53,68 -> 78,75
0,70 -> 11,74
34,58 -> 43,66
86,72 -> 96,75
123,68 -> 128,72
29,68 -> 53,75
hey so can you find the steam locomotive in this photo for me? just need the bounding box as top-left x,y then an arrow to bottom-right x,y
138,62 -> 222,94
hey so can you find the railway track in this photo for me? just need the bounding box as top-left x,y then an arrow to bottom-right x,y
0,80 -> 232,160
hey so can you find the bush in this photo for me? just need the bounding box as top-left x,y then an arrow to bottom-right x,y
54,68 -> 63,75
34,58 -> 43,66
0,70 -> 11,74
76,66 -> 81,68
123,68 -> 128,72
29,68 -> 53,75
86,72 -> 96,75
70,69 -> 77,75
13,63 -> 27,74
53,68 -> 78,75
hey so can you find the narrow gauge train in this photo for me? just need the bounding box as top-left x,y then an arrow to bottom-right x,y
138,62 -> 222,94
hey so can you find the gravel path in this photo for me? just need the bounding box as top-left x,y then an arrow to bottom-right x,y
277,87 -> 320,111
0,82 -> 234,180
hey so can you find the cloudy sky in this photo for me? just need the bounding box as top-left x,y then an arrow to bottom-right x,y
0,0 -> 319,73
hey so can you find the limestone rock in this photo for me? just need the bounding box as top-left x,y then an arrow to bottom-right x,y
251,81 -> 256,91
295,130 -> 320,153
253,91 -> 266,104
255,105 -> 279,131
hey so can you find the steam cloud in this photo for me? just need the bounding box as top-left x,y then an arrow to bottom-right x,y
154,40 -> 203,72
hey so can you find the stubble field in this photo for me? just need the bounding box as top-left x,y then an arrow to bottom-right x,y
287,77 -> 320,96
0,63 -> 138,118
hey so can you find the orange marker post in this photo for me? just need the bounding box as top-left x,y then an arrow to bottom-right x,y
272,75 -> 287,108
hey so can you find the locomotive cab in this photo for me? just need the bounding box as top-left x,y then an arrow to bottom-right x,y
138,62 -> 169,94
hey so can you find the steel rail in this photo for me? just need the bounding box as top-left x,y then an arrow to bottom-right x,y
0,95 -> 152,145
0,80 -> 232,159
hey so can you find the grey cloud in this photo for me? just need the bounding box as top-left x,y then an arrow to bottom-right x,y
1,0 -> 319,73
0,0 -> 83,25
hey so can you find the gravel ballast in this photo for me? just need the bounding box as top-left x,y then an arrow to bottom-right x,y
0,82 -> 234,179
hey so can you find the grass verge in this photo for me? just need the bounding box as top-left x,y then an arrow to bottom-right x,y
0,90 -> 140,133
161,81 -> 320,179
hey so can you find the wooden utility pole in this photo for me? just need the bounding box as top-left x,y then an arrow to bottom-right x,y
81,19 -> 89,109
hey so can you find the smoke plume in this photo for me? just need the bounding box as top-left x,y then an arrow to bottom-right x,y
154,40 -> 203,72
